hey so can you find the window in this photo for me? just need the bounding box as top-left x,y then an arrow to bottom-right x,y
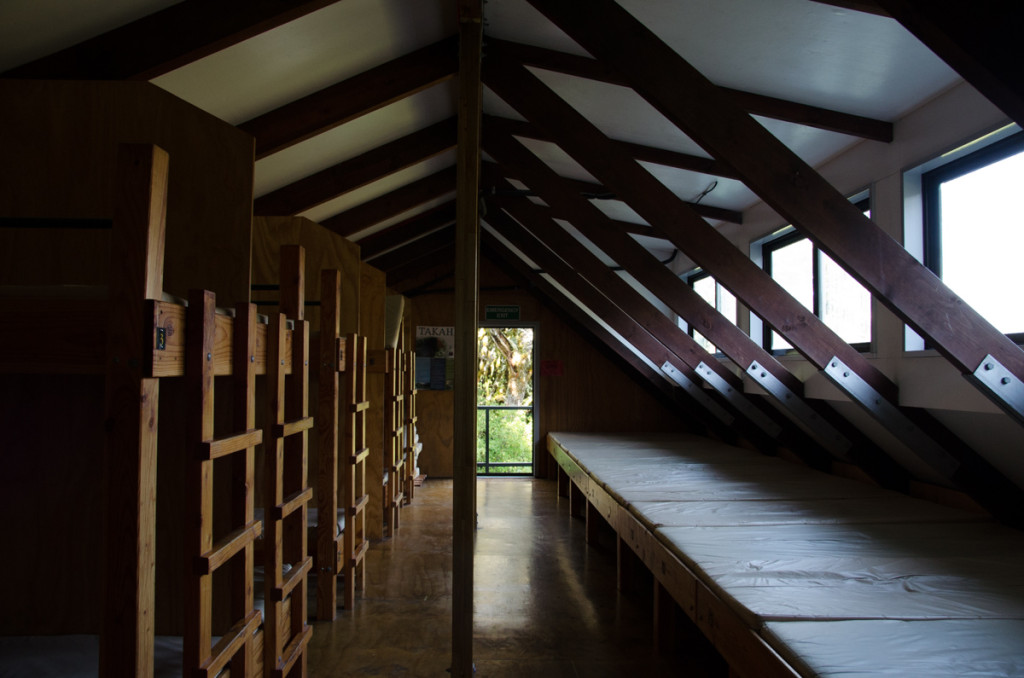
922,130 -> 1024,342
684,270 -> 737,355
761,199 -> 872,353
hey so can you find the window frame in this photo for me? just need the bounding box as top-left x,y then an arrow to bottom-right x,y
761,197 -> 872,355
684,268 -> 735,356
921,129 -> 1024,344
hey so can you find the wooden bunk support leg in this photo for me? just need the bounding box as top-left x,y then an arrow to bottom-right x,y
345,335 -> 371,608
100,143 -> 168,678
403,349 -> 418,504
384,348 -> 404,537
317,269 -> 343,621
653,580 -> 677,655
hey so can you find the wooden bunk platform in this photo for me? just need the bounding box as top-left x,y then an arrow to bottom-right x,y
548,431 -> 1024,677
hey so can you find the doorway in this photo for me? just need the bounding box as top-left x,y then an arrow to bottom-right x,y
476,325 -> 536,476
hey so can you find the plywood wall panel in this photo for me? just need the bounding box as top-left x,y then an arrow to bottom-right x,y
0,79 -> 253,307
252,216 -> 361,334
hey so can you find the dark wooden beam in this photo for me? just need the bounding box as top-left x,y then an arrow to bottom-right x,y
486,195 -> 660,239
874,0 -> 1024,128
370,225 -> 455,273
484,53 -> 895,394
358,201 -> 457,260
509,0 -> 1024,525
484,115 -> 741,180
319,166 -> 456,239
239,37 -> 458,159
525,0 -> 1024,425
254,118 -> 457,216
486,38 -> 893,142
484,130 -> 908,488
488,179 -> 822,459
2,0 -> 343,80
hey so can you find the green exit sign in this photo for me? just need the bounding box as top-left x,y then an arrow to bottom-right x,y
485,304 -> 520,321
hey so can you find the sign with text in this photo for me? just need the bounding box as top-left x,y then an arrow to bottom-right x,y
484,304 -> 521,321
415,326 -> 454,390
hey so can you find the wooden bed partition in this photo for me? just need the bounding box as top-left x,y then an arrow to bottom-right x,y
0,143 -> 300,677
548,432 -> 1024,678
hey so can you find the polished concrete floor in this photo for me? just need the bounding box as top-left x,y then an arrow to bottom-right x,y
307,478 -> 720,676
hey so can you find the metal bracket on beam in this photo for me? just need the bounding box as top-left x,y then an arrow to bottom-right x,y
968,354 -> 1024,428
661,361 -> 734,426
746,361 -> 853,458
823,356 -> 960,478
696,361 -> 784,439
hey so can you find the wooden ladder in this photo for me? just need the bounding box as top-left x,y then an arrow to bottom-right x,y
402,348 -> 418,504
317,269 -> 369,617
184,292 -> 264,677
264,245 -> 314,677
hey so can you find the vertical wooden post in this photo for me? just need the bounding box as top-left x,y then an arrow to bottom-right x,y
453,0 -> 483,675
100,143 -> 168,678
184,289 -> 216,675
318,270 -> 342,621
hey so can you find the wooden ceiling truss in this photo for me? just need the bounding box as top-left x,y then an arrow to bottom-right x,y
483,27 -> 1024,524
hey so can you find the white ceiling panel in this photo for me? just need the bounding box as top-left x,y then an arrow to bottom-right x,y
152,0 -> 456,125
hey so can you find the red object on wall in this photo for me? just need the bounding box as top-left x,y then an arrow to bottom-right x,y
541,359 -> 564,376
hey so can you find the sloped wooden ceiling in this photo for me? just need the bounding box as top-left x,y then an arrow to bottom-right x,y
3,0 -> 1024,523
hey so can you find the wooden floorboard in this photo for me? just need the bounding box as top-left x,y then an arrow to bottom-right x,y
307,478 -> 723,676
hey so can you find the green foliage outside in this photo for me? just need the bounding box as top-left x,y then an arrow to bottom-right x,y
476,327 -> 534,474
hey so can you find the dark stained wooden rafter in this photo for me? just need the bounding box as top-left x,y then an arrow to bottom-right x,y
485,195 -> 660,239
483,135 -> 910,488
254,117 -> 457,216
357,201 -> 457,260
524,0 -> 1024,425
484,53 -> 897,395
486,115 -> 741,180
369,224 -> 455,274
484,207 -> 739,442
511,0 -> 1024,525
319,166 -> 456,239
873,0 -> 1024,129
2,0 -> 345,80
239,36 -> 459,159
486,38 -> 894,143
484,173 -> 838,465
481,232 -> 702,421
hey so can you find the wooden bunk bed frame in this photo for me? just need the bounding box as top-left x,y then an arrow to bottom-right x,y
0,144 -> 314,677
317,269 -> 370,619
548,432 -> 1024,678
